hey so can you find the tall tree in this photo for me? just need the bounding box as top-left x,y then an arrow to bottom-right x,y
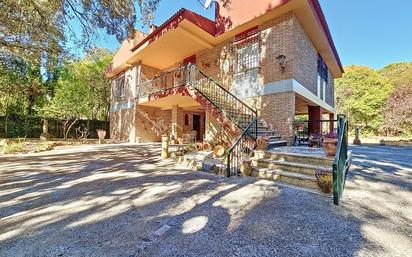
44,48 -> 112,139
0,0 -> 161,63
379,63 -> 412,136
335,66 -> 394,135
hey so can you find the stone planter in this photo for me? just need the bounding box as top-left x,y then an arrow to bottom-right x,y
240,159 -> 253,176
96,129 -> 106,144
323,138 -> 338,156
161,135 -> 169,159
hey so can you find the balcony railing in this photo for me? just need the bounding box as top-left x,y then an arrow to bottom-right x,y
138,66 -> 187,98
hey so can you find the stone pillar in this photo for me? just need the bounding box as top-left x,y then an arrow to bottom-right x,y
171,105 -> 178,140
329,113 -> 335,133
308,106 -> 322,135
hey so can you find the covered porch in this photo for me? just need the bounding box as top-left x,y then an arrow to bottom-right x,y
294,94 -> 336,147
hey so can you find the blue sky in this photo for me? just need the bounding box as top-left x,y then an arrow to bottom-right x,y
93,0 -> 412,69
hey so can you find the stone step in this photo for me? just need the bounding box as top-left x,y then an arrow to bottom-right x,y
254,150 -> 333,166
267,140 -> 288,149
254,168 -> 319,190
252,158 -> 328,175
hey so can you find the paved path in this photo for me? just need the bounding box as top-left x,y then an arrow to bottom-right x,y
0,143 -> 411,257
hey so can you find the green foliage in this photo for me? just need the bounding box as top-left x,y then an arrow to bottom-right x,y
3,138 -> 26,154
336,63 -> 412,137
336,66 -> 394,135
44,48 -> 112,124
379,63 -> 412,136
0,0 -> 162,64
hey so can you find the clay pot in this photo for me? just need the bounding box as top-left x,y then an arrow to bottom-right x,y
323,138 -> 338,157
256,137 -> 269,150
213,145 -> 225,157
177,138 -> 184,144
96,129 -> 106,144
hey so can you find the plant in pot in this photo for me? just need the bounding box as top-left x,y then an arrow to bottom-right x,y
240,158 -> 253,176
315,168 -> 333,193
323,131 -> 339,156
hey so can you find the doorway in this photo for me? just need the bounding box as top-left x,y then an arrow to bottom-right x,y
192,114 -> 201,141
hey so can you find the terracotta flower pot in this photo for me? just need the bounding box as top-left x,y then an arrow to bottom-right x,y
177,138 -> 184,144
323,138 -> 338,156
256,137 -> 269,150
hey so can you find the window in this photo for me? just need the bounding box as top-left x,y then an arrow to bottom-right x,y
234,27 -> 260,73
317,54 -> 328,101
112,73 -> 125,100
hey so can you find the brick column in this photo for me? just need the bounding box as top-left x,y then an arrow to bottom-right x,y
308,106 -> 322,135
329,113 -> 335,133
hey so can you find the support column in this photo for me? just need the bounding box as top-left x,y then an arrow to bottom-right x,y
308,106 -> 322,135
172,105 -> 178,140
329,113 -> 335,133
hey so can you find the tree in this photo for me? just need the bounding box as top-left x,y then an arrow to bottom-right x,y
44,48 -> 112,139
379,63 -> 412,136
0,0 -> 161,64
335,66 -> 394,135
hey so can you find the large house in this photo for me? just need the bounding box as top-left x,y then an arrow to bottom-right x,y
107,0 -> 342,150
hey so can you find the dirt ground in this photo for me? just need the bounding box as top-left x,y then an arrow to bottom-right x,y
0,143 -> 411,257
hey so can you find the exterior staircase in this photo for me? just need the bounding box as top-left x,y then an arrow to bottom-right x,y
252,150 -> 333,191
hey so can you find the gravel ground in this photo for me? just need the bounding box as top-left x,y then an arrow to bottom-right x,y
0,143 -> 411,257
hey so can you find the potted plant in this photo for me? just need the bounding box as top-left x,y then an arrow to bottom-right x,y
240,158 -> 253,176
323,131 -> 338,156
315,169 -> 333,193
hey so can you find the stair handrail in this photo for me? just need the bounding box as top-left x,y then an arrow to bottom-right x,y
185,64 -> 258,177
333,114 -> 350,205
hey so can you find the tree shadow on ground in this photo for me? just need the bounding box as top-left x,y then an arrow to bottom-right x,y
0,143 -> 395,257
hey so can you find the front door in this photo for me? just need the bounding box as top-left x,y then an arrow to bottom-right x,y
192,114 -> 201,140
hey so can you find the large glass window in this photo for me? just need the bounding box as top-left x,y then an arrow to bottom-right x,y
317,54 -> 328,101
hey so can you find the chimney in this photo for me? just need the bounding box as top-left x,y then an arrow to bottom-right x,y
149,24 -> 158,33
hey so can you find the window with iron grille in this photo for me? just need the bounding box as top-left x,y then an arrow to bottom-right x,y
234,27 -> 260,73
112,73 -> 125,100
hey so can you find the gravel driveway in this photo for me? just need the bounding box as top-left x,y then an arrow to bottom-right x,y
0,143 -> 411,257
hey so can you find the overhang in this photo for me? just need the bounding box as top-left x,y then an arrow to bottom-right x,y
127,19 -> 216,69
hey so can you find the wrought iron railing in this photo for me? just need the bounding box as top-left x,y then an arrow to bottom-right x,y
136,64 -> 258,177
138,66 -> 186,98
185,64 -> 258,177
333,115 -> 350,205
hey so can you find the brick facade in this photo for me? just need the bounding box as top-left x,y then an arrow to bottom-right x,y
110,12 -> 336,144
